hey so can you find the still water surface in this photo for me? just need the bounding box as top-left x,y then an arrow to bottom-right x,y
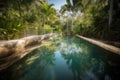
0,37 -> 120,80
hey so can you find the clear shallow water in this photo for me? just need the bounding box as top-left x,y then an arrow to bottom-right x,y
0,37 -> 120,80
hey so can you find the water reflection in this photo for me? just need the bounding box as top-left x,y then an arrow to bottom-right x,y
0,37 -> 120,80
0,45 -> 56,80
59,37 -> 115,80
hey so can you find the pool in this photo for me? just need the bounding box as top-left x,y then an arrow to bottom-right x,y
0,37 -> 120,80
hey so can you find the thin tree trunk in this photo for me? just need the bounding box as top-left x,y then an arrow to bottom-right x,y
109,0 -> 113,27
17,0 -> 21,17
42,16 -> 45,34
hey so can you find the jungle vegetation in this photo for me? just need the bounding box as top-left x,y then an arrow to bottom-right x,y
0,0 -> 120,42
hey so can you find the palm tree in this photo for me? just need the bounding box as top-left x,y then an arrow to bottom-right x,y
39,2 -> 55,34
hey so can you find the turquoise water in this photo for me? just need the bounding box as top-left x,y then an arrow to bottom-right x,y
0,37 -> 120,80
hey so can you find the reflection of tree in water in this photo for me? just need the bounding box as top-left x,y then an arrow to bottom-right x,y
62,53 -> 81,80
61,39 -> 106,80
1,45 -> 56,80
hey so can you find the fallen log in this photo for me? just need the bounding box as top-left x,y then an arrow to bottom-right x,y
0,33 -> 55,70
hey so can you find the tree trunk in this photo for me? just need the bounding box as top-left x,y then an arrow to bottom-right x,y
109,0 -> 113,27
16,0 -> 22,17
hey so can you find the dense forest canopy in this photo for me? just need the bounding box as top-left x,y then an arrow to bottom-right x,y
0,0 -> 59,40
0,0 -> 120,41
60,0 -> 120,41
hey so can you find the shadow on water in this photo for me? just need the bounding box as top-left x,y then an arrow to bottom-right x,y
0,36 -> 120,80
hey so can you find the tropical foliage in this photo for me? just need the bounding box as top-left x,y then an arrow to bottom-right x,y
0,0 -> 120,42
0,0 -> 59,40
60,0 -> 120,41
